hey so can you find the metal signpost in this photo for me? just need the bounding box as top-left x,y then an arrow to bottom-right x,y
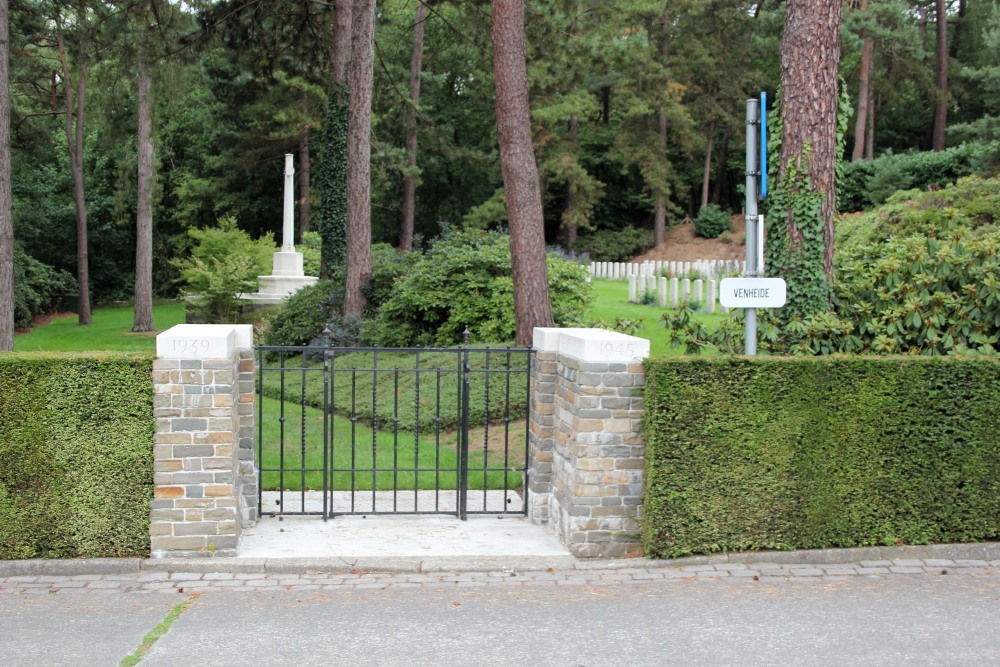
735,93 -> 785,355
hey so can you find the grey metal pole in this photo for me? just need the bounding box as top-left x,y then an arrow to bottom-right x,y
745,99 -> 759,356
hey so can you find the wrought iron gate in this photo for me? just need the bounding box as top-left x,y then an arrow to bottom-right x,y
256,344 -> 533,520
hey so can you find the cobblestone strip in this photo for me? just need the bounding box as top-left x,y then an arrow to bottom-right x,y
1,560 -> 997,595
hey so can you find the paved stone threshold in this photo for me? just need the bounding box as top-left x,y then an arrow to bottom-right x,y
1,559 -> 998,595
1,542 -> 998,593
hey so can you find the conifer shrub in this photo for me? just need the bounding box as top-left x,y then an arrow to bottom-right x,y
0,353 -> 154,559
693,204 -> 731,238
643,356 -> 1000,558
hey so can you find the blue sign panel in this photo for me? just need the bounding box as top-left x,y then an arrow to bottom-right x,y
759,91 -> 767,200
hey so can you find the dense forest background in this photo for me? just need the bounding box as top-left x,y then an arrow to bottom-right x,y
7,0 -> 1000,307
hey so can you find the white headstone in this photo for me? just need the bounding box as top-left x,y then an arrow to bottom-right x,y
628,275 -> 638,303
707,279 -> 717,313
658,276 -> 667,307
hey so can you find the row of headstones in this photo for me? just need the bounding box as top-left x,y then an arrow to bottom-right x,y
628,275 -> 730,313
588,259 -> 746,281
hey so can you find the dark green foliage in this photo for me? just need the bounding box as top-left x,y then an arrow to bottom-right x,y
838,175 -> 1000,250
265,244 -> 419,348
0,354 -> 155,559
569,226 -> 653,262
263,280 -> 343,348
693,204 -> 731,239
642,356 -> 1000,558
357,244 -> 422,317
838,142 -> 998,213
316,92 -> 349,272
367,229 -> 592,347
13,244 -> 76,330
674,176 -> 1000,356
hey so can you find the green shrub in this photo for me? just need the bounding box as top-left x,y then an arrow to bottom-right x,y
266,244 -> 419,348
642,356 -> 1000,558
13,244 -> 76,330
693,204 -> 731,238
300,230 -> 322,277
173,216 -> 275,323
671,177 -> 1000,357
570,226 -> 653,262
263,280 -> 343,348
838,175 -> 1000,253
838,142 -> 997,213
0,353 -> 154,559
368,228 -> 592,346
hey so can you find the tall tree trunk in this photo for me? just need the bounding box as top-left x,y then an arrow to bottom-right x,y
865,90 -> 876,159
653,111 -> 667,246
400,4 -> 425,252
600,84 -> 610,124
851,0 -> 873,162
58,31 -> 91,325
710,127 -> 730,205
564,113 -> 578,246
298,130 -> 310,238
319,0 -> 352,280
132,59 -> 153,332
949,0 -> 965,59
0,0 -> 13,350
331,0 -> 352,86
779,0 -> 842,287
491,0 -> 554,346
653,8 -> 670,247
344,0 -> 375,318
932,0 -> 947,151
700,121 -> 715,209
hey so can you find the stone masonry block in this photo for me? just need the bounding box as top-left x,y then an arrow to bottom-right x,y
151,536 -> 207,551
173,522 -> 219,537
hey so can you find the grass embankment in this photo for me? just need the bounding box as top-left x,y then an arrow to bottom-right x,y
14,301 -> 186,352
258,397 -> 525,492
586,278 -> 726,357
258,350 -> 528,492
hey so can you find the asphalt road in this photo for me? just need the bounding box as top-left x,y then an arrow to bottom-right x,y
3,570 -> 998,666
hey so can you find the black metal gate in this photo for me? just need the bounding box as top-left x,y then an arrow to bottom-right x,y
256,344 -> 533,520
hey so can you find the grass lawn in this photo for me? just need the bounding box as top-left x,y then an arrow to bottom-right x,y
13,301 -> 187,353
258,396 -> 524,492
586,278 -> 728,357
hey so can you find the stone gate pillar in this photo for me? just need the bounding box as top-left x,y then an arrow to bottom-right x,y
150,324 -> 256,558
528,328 -> 650,558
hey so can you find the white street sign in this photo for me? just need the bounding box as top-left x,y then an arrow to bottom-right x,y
720,277 -> 787,309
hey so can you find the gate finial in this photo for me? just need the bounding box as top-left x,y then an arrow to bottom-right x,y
463,326 -> 471,346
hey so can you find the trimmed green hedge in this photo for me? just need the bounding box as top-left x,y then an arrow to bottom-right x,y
0,353 -> 155,559
642,356 -> 1000,559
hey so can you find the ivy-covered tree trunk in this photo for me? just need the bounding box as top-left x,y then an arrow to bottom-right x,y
769,0 -> 842,318
0,0 -> 12,350
344,0 -> 375,318
297,130 -> 310,239
316,0 -> 352,278
492,0 -> 554,346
